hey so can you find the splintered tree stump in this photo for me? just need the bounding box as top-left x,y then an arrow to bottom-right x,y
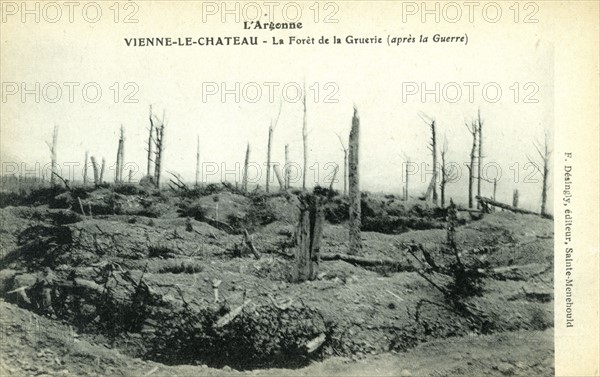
243,229 -> 261,259
348,107 -> 362,254
295,196 -> 324,282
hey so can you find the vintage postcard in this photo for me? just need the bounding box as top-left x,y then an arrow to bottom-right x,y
0,1 -> 598,376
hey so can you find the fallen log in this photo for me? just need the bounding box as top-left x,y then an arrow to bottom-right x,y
304,333 -> 326,353
214,299 -> 251,328
320,253 -> 405,268
204,217 -> 235,233
243,230 -> 261,259
475,196 -> 545,217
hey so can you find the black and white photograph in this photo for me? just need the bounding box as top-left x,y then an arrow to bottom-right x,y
0,2 -> 598,376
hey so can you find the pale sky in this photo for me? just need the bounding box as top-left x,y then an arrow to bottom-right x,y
1,2 -> 557,212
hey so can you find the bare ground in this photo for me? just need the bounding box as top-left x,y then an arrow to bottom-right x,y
0,188 -> 554,376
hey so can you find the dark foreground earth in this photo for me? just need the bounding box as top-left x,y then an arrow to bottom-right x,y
0,185 -> 554,376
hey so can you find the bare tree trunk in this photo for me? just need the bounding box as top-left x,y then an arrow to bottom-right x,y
348,107 -> 362,255
440,136 -> 455,208
440,150 -> 446,208
295,196 -> 324,282
302,87 -> 308,191
99,158 -> 105,184
477,110 -> 483,205
512,189 -> 519,208
404,158 -> 409,201
336,133 -> 348,195
90,156 -> 99,186
195,135 -> 200,187
329,165 -> 339,191
46,125 -> 58,185
153,112 -> 165,188
242,143 -> 250,192
296,207 -> 311,281
284,144 -> 290,189
115,125 -> 124,183
266,124 -> 273,193
83,151 -> 88,185
541,161 -> 549,216
273,164 -> 285,191
467,121 -> 478,208
430,121 -> 438,204
342,150 -> 347,195
529,132 -> 552,217
147,105 -> 154,177
477,196 -> 542,216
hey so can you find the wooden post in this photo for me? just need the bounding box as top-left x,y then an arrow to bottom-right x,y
242,143 -> 250,192
128,169 -> 133,183
512,189 -> 519,208
493,178 -> 497,200
348,107 -> 362,255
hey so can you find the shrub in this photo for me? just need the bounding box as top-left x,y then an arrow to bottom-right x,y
112,184 -> 148,196
177,201 -> 208,221
148,245 -> 176,258
158,260 -> 203,274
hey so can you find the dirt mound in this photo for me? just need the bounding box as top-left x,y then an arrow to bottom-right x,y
6,218 -> 231,270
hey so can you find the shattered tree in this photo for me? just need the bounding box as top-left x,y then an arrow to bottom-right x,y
440,136 -> 457,208
90,156 -> 99,186
115,125 -> 125,183
476,110 -> 483,206
146,105 -> 154,177
466,119 -> 479,208
242,143 -> 250,192
295,195 -> 324,281
266,123 -> 273,193
195,135 -> 200,187
527,131 -> 552,217
336,132 -> 348,195
348,107 -> 362,254
266,101 -> 282,193
83,151 -> 88,185
302,84 -> 308,191
46,125 -> 59,185
153,110 -> 166,188
284,144 -> 291,189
